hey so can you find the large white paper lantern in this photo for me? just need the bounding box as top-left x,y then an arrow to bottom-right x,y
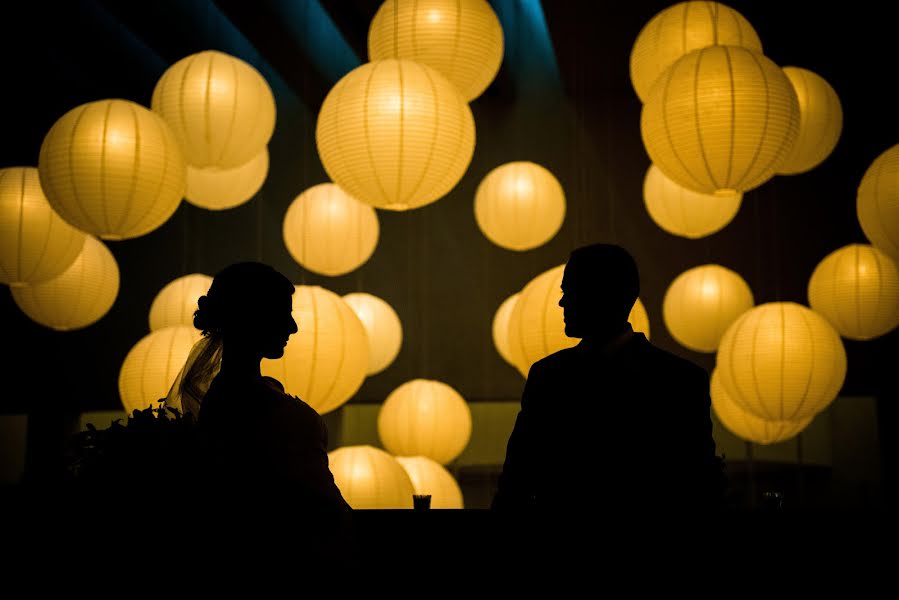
342,292 -> 403,376
328,445 -> 415,509
395,456 -> 464,509
119,325 -> 202,414
643,164 -> 742,239
185,149 -> 269,210
149,273 -> 213,331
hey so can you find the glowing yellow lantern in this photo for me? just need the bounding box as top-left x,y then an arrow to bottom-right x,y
0,167 -> 85,286
395,456 -> 464,509
316,59 -> 475,211
342,292 -> 403,376
643,164 -> 742,239
151,50 -> 275,169
492,293 -> 520,367
283,183 -> 379,276
711,369 -> 811,445
716,302 -> 847,422
262,286 -> 369,415
629,298 -> 651,340
377,379 -> 472,465
776,67 -> 842,175
328,445 -> 415,509
185,149 -> 269,210
663,264 -> 754,353
11,236 -> 118,331
368,0 -> 504,102
641,46 -> 799,195
808,244 -> 899,341
630,1 -> 762,103
474,161 -> 566,251
38,99 -> 186,241
857,144 -> 899,263
149,273 -> 213,331
119,325 -> 203,414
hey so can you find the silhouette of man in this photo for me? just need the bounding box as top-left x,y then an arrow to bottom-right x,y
492,244 -> 725,515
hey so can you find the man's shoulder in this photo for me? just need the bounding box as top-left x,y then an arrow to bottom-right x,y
528,346 -> 580,375
639,339 -> 708,381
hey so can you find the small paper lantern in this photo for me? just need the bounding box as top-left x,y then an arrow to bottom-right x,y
641,46 -> 799,195
262,286 -> 369,415
857,144 -> 899,262
474,161 -> 566,251
663,264 -> 754,352
716,302 -> 847,421
711,369 -> 811,445
808,244 -> 899,341
643,164 -> 742,239
38,99 -> 186,240
11,236 -> 119,331
149,273 -> 213,331
342,292 -> 403,375
368,0 -> 504,102
283,183 -> 379,276
0,167 -> 86,286
316,59 -> 475,211
630,1 -> 762,103
492,293 -> 520,366
185,149 -> 269,210
395,456 -> 464,509
119,325 -> 203,414
777,67 -> 842,175
328,445 -> 415,509
377,379 -> 472,465
151,50 -> 276,169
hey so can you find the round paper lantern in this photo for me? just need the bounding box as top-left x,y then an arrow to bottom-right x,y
716,302 -> 847,422
328,445 -> 415,509
492,293 -> 520,366
119,325 -> 203,414
711,369 -> 811,445
378,379 -> 472,465
857,144 -> 899,262
11,236 -> 119,331
808,244 -> 899,341
151,50 -> 276,169
776,67 -> 842,175
630,1 -> 762,103
185,148 -> 269,210
641,46 -> 800,195
342,292 -> 403,375
316,59 -> 475,211
643,164 -> 742,239
0,167 -> 86,286
474,161 -> 566,251
261,286 -> 369,415
283,183 -> 379,276
149,273 -> 213,331
663,264 -> 754,353
395,456 -> 464,509
38,99 -> 186,240
368,0 -> 504,102
628,298 -> 651,341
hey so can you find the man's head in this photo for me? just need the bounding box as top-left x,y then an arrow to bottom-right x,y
559,244 -> 639,339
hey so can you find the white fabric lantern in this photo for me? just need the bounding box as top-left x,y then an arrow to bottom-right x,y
149,273 -> 213,331
119,325 -> 202,414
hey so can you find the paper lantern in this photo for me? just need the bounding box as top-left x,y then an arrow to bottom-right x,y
663,264 -> 754,352
492,293 -> 520,366
11,236 -> 118,331
368,0 -> 504,102
630,1 -> 762,103
262,286 -> 369,415
149,273 -> 213,331
38,99 -> 186,240
716,302 -> 847,421
395,456 -> 464,509
342,292 -> 403,376
641,46 -> 799,195
857,144 -> 899,262
808,244 -> 899,341
711,369 -> 811,445
185,149 -> 269,210
316,59 -> 475,211
474,161 -> 566,251
628,298 -> 651,341
377,379 -> 472,465
283,183 -> 379,276
777,67 -> 842,175
328,445 -> 415,509
119,325 -> 202,414
643,164 -> 742,239
151,50 -> 275,169
0,167 -> 86,286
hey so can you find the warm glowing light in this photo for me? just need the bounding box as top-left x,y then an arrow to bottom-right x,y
185,148 -> 269,210
777,67 -> 842,175
342,292 -> 403,375
119,325 -> 202,414
149,273 -> 213,331
492,293 -> 520,367
395,456 -> 464,509
328,445 -> 415,509
857,144 -> 899,263
643,164 -> 742,239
